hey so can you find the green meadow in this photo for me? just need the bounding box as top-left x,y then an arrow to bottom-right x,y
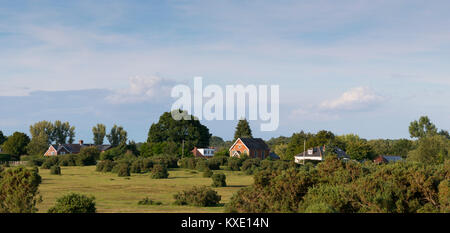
35,166 -> 253,213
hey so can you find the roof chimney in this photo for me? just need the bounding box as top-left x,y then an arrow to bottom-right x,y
79,140 -> 84,145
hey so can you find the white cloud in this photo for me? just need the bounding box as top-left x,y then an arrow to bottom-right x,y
106,76 -> 176,104
320,87 -> 384,111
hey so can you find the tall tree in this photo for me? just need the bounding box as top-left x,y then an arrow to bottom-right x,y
407,135 -> 449,164
92,124 -> 106,145
346,140 -> 375,161
26,131 -> 49,156
29,121 -> 54,144
233,118 -> 253,141
107,125 -> 128,147
1,132 -> 30,160
0,130 -> 7,145
147,110 -> 211,155
409,116 -> 438,139
53,120 -> 75,144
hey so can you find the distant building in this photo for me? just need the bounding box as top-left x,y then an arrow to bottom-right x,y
373,155 -> 403,164
294,145 -> 348,164
44,140 -> 111,156
192,147 -> 216,158
229,138 -> 270,159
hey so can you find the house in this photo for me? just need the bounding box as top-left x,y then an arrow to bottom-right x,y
373,155 -> 403,164
294,145 -> 348,164
192,147 -> 216,158
44,140 -> 111,156
229,138 -> 270,159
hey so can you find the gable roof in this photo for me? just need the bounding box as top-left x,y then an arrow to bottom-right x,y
294,145 -> 348,159
229,138 -> 269,151
53,143 -> 112,154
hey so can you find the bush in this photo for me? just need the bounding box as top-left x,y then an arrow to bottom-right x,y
207,157 -> 222,170
203,168 -> 213,178
58,154 -> 76,166
0,154 -> 11,162
22,155 -> 45,167
196,160 -> 209,172
115,162 -> 130,177
241,158 -> 261,175
179,157 -> 203,170
226,157 -> 241,171
173,186 -> 221,207
151,164 -> 169,179
48,193 -> 96,213
50,165 -> 61,175
0,166 -> 42,213
211,173 -> 227,187
96,160 -> 116,172
138,197 -> 162,205
41,157 -> 59,169
130,159 -> 143,173
76,147 -> 99,166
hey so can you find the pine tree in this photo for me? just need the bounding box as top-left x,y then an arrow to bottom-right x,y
234,119 -> 253,141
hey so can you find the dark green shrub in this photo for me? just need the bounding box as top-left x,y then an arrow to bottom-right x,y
96,160 -> 116,172
116,163 -> 130,177
130,159 -> 143,173
0,166 -> 42,213
207,157 -> 224,170
211,173 -> 227,187
58,154 -> 77,166
0,154 -> 11,162
48,193 -> 96,213
226,157 -> 241,171
76,147 -> 100,166
27,156 -> 45,167
138,197 -> 162,205
196,159 -> 209,172
211,156 -> 229,166
41,157 -> 59,169
241,158 -> 261,175
173,186 -> 221,207
151,164 -> 169,179
203,168 -> 213,178
50,165 -> 61,175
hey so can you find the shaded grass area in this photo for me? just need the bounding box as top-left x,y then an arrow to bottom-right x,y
36,166 -> 253,213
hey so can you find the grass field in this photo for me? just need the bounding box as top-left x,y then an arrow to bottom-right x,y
35,166 -> 253,213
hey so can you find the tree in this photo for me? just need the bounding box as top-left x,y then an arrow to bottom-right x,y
92,124 -> 106,145
346,140 -> 375,161
48,193 -> 96,213
408,135 -> 449,164
210,136 -> 225,148
0,167 -> 42,213
274,143 -> 289,160
409,116 -> 438,139
147,110 -> 211,156
234,118 -> 253,141
0,130 -> 7,145
29,121 -> 54,144
26,131 -> 49,156
107,125 -> 128,147
29,120 -> 75,144
53,120 -> 75,144
1,132 -> 30,160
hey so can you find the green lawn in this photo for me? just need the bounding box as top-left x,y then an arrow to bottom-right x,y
35,166 -> 253,213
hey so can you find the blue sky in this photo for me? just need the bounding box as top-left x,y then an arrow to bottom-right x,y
0,0 -> 449,142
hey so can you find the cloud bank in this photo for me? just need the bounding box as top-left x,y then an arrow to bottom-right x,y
106,76 -> 176,104
320,87 -> 384,111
